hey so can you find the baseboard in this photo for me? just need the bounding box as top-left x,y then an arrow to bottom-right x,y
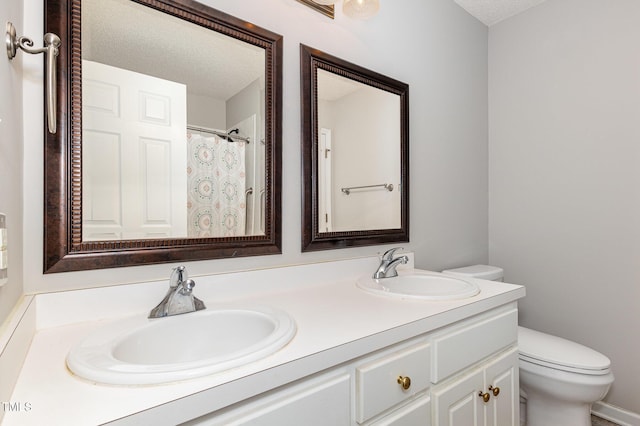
0,296 -> 36,423
593,401 -> 640,426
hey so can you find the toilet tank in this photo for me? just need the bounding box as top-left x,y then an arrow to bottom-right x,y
442,265 -> 504,281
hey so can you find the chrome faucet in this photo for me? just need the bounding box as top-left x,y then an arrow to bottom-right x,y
373,247 -> 408,279
149,266 -> 206,318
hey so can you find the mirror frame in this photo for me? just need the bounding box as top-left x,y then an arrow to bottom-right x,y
300,45 -> 409,251
44,0 -> 283,273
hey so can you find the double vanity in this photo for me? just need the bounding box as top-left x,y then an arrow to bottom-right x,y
3,0 -> 527,424
4,254 -> 524,425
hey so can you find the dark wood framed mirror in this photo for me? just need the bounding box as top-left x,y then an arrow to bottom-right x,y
296,0 -> 334,19
300,45 -> 409,251
44,0 -> 282,273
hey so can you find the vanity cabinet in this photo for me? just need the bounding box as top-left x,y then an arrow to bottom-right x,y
430,305 -> 520,426
187,339 -> 432,426
183,304 -> 519,426
431,348 -> 519,426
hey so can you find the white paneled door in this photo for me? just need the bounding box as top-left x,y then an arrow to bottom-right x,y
82,60 -> 187,240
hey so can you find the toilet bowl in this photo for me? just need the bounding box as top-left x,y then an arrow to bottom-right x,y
518,325 -> 613,426
442,265 -> 614,426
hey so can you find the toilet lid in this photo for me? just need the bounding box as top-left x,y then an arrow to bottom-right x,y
518,326 -> 611,373
442,265 -> 504,281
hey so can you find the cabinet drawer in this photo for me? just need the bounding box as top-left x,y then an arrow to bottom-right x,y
431,308 -> 517,383
356,341 -> 431,424
370,396 -> 431,426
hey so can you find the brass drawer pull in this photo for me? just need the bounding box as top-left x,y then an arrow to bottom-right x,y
478,391 -> 490,403
397,375 -> 411,390
489,385 -> 500,397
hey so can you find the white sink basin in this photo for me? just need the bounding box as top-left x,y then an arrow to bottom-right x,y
357,270 -> 480,300
66,306 -> 296,385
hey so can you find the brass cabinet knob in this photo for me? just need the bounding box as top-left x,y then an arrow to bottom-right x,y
478,391 -> 490,403
489,385 -> 500,397
397,376 -> 411,390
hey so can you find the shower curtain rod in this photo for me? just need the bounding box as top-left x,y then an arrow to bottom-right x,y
187,125 -> 250,143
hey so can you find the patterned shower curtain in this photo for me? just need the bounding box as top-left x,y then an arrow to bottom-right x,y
187,133 -> 247,237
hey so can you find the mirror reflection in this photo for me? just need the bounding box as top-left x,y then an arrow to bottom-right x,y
44,0 -> 282,273
301,45 -> 409,252
316,69 -> 401,232
82,0 -> 266,241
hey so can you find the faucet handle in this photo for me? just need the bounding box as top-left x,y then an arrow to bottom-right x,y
169,266 -> 187,288
381,247 -> 403,261
180,279 -> 196,295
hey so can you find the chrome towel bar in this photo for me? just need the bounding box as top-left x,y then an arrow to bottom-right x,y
341,183 -> 393,195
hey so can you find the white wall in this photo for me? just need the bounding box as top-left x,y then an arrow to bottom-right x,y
489,0 -> 640,414
0,0 -> 24,325
227,79 -> 263,234
324,87 -> 401,232
19,0 -> 488,296
226,79 -> 261,131
187,92 -> 226,129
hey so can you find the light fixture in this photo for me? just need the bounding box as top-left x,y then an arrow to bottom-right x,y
312,0 -> 380,19
342,0 -> 380,19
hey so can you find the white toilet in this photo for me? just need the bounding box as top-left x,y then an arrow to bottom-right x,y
442,265 -> 614,426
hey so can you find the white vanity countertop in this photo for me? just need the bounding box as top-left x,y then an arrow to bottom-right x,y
5,260 -> 524,425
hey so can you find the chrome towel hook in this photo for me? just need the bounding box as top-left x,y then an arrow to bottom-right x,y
6,21 -> 61,134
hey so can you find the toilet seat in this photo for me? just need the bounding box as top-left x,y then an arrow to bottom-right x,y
518,326 -> 611,375
519,353 -> 611,375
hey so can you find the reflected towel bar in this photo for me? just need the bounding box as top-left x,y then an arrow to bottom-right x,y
245,187 -> 253,234
260,188 -> 265,233
341,183 -> 393,195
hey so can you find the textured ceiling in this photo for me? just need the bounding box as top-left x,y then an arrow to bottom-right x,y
453,0 -> 550,26
83,0 -> 264,100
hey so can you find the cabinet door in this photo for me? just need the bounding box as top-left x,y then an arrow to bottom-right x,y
431,369 -> 484,426
485,348 -> 519,426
